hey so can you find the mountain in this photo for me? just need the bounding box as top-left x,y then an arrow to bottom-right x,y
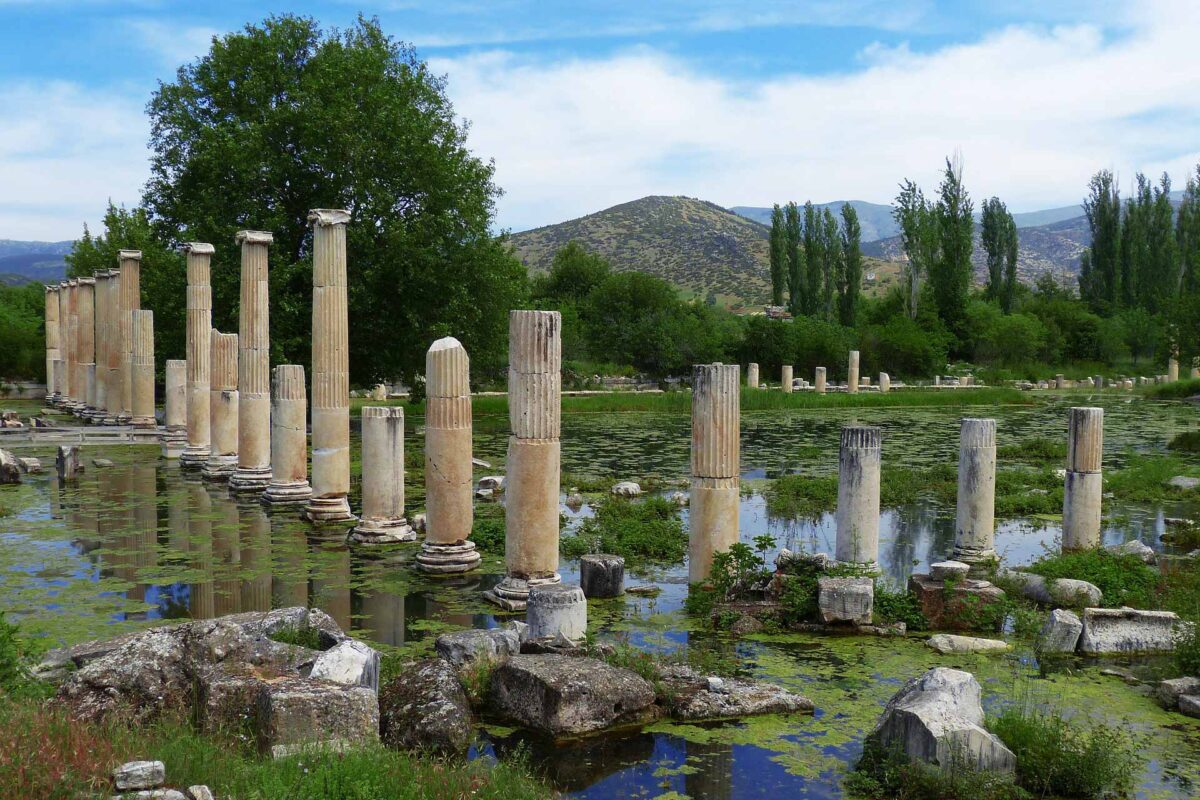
0,240 -> 74,285
731,201 -> 899,243
507,196 -> 775,303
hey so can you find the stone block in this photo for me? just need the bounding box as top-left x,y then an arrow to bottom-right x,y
580,554 -> 625,598
1078,607 -> 1182,654
113,761 -> 165,790
1180,695 -> 1200,718
254,678 -> 379,756
380,659 -> 472,756
929,561 -> 971,581
526,584 -> 587,643
610,481 -> 641,497
489,654 -> 656,736
434,628 -> 521,668
1003,571 -> 1102,608
925,634 -> 1010,654
817,576 -> 873,624
1107,539 -> 1156,564
1037,608 -> 1082,654
309,638 -> 380,693
656,664 -> 814,720
1158,676 -> 1200,709
908,574 -> 1006,632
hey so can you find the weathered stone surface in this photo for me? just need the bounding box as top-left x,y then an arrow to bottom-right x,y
610,481 -> 642,497
380,659 -> 472,756
434,627 -> 521,667
1168,475 -> 1200,490
1078,607 -> 1183,654
187,787 -> 215,800
526,584 -> 587,643
1180,695 -> 1200,718
56,444 -> 82,480
817,576 -> 873,624
477,475 -> 505,491
195,666 -> 268,734
925,634 -> 1010,655
113,760 -> 165,790
0,448 -> 20,484
1107,539 -> 1156,564
776,549 -> 831,572
929,561 -> 971,581
490,654 -> 656,736
579,554 -> 625,598
1037,608 -> 1083,654
1005,571 -> 1102,608
16,456 -> 42,473
657,664 -> 814,720
909,574 -> 1006,632
310,638 -> 380,693
868,667 -> 1016,773
255,678 -> 378,756
1157,676 -> 1200,709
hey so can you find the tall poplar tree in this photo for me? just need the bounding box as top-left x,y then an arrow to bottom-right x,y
1081,169 -> 1121,311
768,204 -> 786,306
839,203 -> 862,326
980,197 -> 1007,302
894,179 -> 937,320
931,156 -> 974,337
1002,213 -> 1018,314
785,202 -> 804,316
1146,173 -> 1179,312
821,207 -> 841,320
1177,165 -> 1200,295
801,202 -> 822,317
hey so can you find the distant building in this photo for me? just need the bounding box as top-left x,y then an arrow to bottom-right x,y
764,305 -> 793,320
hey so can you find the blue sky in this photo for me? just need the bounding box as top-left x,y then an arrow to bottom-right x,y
2,0 -> 1198,240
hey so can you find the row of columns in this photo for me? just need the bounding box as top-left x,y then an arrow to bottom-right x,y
746,350 -> 885,394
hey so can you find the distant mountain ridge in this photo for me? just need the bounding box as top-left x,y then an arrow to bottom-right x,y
0,239 -> 74,285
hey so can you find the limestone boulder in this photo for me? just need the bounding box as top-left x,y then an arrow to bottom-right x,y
1078,607 -> 1183,654
477,476 -> 505,492
380,659 -> 472,756
1157,676 -> 1200,709
929,561 -> 971,581
656,664 -> 814,720
925,634 -> 1010,655
1005,571 -> 1102,608
0,448 -> 20,484
1180,695 -> 1200,718
435,627 -> 521,668
309,638 -> 380,693
610,481 -> 642,497
579,554 -> 625,598
908,574 -> 1006,632
113,761 -> 165,790
255,678 -> 379,757
1107,539 -> 1156,564
817,576 -> 873,624
16,456 -> 41,474
1037,608 -> 1083,654
489,654 -> 656,736
56,445 -> 82,480
1168,475 -> 1200,490
868,667 -> 1015,774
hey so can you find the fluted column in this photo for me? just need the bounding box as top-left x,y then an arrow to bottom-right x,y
64,279 -> 79,409
879,372 -> 890,393
58,281 -> 71,406
835,425 -> 880,570
261,365 -> 312,506
689,363 -> 740,583
847,350 -> 860,394
44,285 -> 60,402
202,331 -> 239,481
746,362 -> 759,389
953,418 -> 996,567
815,366 -> 826,394
117,250 -> 141,423
101,270 -> 122,424
1063,407 -> 1103,551
418,337 -> 480,573
180,244 -> 213,468
131,310 -> 155,428
350,407 -> 415,543
303,210 -> 354,523
77,277 -> 97,417
781,365 -> 793,393
229,231 -> 274,494
91,273 -> 108,418
162,359 -> 187,457
486,310 -> 562,610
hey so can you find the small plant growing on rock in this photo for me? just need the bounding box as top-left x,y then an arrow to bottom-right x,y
845,740 -> 1026,800
267,614 -> 322,650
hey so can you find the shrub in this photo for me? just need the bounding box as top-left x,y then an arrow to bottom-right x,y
873,583 -> 929,631
764,475 -> 838,519
560,496 -> 686,563
1167,430 -> 1200,452
1025,550 -> 1158,609
845,740 -> 1027,800
268,616 -> 323,650
989,705 -> 1142,799
471,505 -> 506,553
997,439 -> 1066,465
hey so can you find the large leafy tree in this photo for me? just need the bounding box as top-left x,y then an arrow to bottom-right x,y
894,179 -> 938,320
142,14 -> 526,385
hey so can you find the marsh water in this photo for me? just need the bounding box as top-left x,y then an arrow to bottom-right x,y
4,393 -> 1200,799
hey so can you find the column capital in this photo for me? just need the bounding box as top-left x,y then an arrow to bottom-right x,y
118,249 -> 143,261
182,242 -> 215,255
236,230 -> 274,245
308,208 -> 350,227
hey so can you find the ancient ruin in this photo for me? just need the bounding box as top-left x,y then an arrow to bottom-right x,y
847,350 -> 860,394
689,362 -> 740,583
1063,406 -> 1103,550
228,231 -> 274,494
117,249 -> 141,424
130,310 -> 155,428
161,359 -> 187,458
952,418 -> 996,567
835,425 -> 880,570
350,406 -> 415,544
201,331 -> 239,482
180,243 -> 213,468
262,365 -> 313,507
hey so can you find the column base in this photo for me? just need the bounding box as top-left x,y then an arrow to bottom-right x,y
201,455 -> 238,482
131,416 -> 157,429
349,518 -> 416,545
115,413 -> 132,425
261,481 -> 313,507
832,560 -> 881,576
302,496 -> 356,524
179,446 -> 211,469
160,430 -> 188,459
228,466 -> 273,494
952,548 -> 997,575
416,541 -> 482,574
483,573 -> 561,612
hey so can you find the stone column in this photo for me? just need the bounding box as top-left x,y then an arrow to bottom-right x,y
1063,407 -> 1103,551
180,244 -> 213,468
202,331 -> 239,481
102,270 -> 122,424
44,285 -> 60,402
688,363 -> 740,584
1093,375 -> 1103,389
834,426 -> 880,570
350,407 -> 415,543
229,231 -> 274,494
117,250 -> 141,424
815,366 -> 826,394
879,373 -> 890,393
262,365 -> 313,506
162,359 -> 187,457
64,279 -> 79,410
131,310 -> 156,428
77,277 -> 96,417
952,418 -> 996,567
847,350 -> 860,394
91,273 -> 107,418
486,310 -> 562,610
746,362 -> 759,389
303,210 -> 354,523
1168,356 -> 1180,382
58,281 -> 71,406
781,365 -> 793,393
1055,373 -> 1064,390
418,336 -> 480,573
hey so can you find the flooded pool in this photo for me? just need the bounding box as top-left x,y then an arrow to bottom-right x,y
3,393 -> 1200,798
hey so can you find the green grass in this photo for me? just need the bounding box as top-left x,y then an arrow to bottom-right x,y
560,495 -> 687,563
845,740 -> 1026,800
1106,453 -> 1200,503
997,438 -> 1067,465
1024,549 -> 1158,608
470,504 -> 506,553
764,475 -> 838,519
358,387 -> 1031,418
1139,377 -> 1200,399
1168,430 -> 1200,452
268,619 -> 323,651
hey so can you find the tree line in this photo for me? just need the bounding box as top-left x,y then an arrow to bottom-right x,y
768,201 -> 863,327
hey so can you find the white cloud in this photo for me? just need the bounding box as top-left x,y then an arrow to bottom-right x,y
125,18 -> 218,68
0,82 -> 149,240
433,0 -> 1200,231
